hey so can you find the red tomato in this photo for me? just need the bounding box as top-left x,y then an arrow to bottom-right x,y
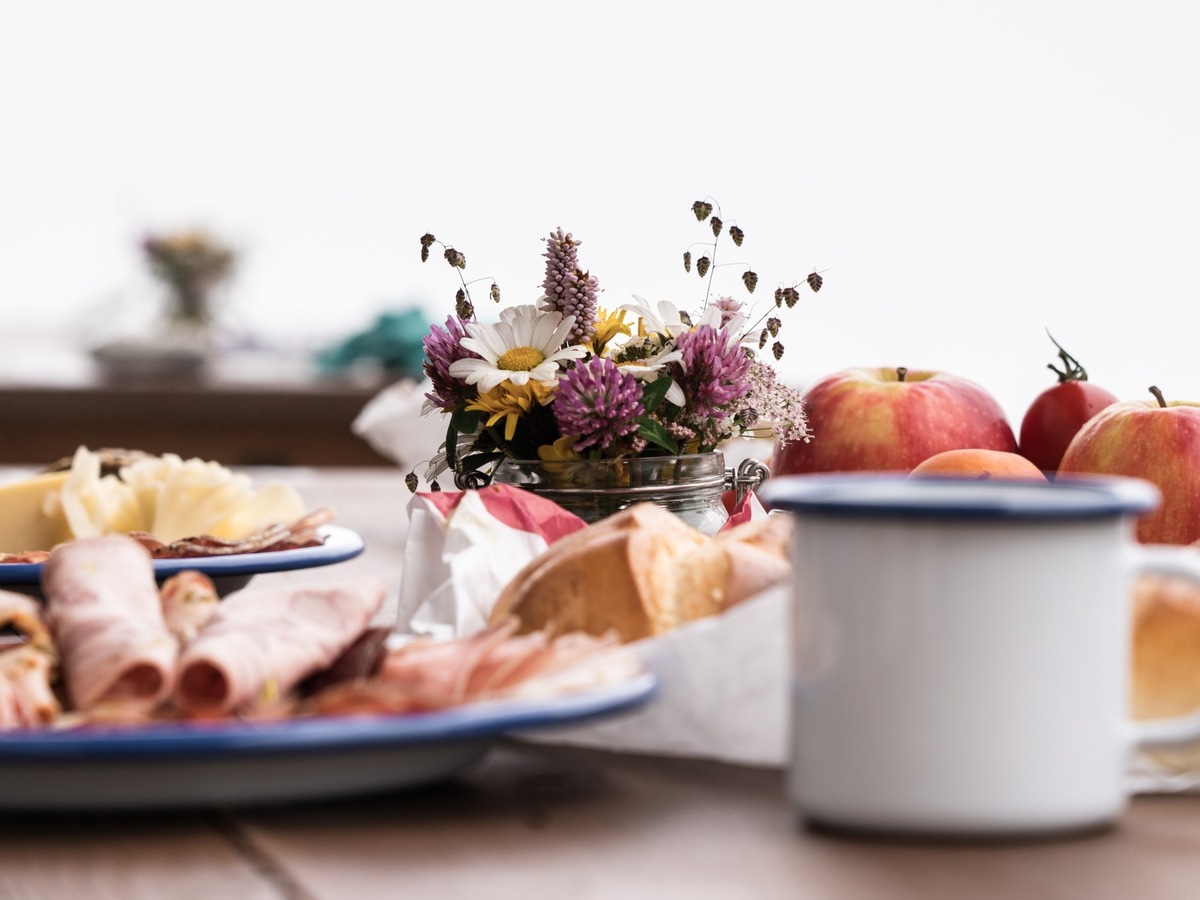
1018,336 -> 1118,473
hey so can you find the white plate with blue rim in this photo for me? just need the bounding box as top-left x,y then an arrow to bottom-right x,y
0,671 -> 657,810
0,525 -> 366,600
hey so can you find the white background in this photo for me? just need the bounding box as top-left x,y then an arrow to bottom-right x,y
1,0 -> 1197,427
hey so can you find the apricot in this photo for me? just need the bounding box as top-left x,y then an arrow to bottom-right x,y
908,448 -> 1048,482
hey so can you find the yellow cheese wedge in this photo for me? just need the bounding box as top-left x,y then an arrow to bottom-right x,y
0,471 -> 72,554
2,450 -> 310,552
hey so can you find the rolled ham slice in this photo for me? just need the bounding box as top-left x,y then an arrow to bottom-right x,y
0,645 -> 59,727
159,570 -> 220,643
42,535 -> 178,712
0,588 -> 54,652
0,589 -> 60,727
174,578 -> 386,715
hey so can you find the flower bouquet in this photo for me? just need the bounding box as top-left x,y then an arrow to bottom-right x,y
411,200 -> 819,522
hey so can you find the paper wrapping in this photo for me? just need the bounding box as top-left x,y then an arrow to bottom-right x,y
396,485 -> 587,640
352,379 -> 449,471
395,482 -> 791,768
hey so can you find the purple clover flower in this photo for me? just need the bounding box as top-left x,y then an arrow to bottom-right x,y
422,315 -> 479,411
553,356 -> 644,452
541,228 -> 599,346
675,324 -> 752,420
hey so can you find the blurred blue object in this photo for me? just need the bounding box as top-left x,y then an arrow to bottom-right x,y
318,308 -> 429,378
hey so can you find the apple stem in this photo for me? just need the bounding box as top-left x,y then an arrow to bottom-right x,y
1045,330 -> 1089,383
1149,385 -> 1168,408
897,366 -> 908,382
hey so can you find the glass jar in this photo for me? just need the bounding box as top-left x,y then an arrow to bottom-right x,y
490,452 -> 736,534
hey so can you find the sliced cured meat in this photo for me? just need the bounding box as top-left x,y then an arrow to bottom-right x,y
305,618 -> 635,716
304,620 -> 524,715
0,551 -> 50,564
0,645 -> 60,727
159,570 -> 221,643
459,625 -> 559,697
126,508 -> 335,559
0,590 -> 61,728
174,578 -> 386,715
42,535 -> 178,712
498,631 -> 640,700
0,588 -> 55,651
301,626 -> 393,695
375,617 -> 521,708
467,629 -> 622,697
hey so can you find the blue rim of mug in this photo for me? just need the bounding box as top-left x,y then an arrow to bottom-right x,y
758,473 -> 1161,520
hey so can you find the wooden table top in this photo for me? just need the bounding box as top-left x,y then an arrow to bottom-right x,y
3,467 -> 1200,899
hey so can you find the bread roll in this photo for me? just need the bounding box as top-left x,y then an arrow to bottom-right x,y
489,503 -> 793,643
715,514 -> 794,609
1132,574 -> 1200,719
1132,573 -> 1200,773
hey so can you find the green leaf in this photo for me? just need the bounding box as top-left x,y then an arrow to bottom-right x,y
445,419 -> 459,471
450,408 -> 480,433
640,376 -> 673,413
637,417 -> 679,454
445,408 -> 481,472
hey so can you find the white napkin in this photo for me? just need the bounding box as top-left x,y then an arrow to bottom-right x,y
352,378 -> 448,470
527,584 -> 790,766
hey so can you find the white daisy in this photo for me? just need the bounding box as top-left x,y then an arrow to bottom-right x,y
621,295 -> 689,339
448,304 -> 587,393
620,294 -> 747,342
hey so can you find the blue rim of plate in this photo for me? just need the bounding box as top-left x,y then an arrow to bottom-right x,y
0,525 -> 365,588
0,671 -> 657,761
759,472 -> 1162,521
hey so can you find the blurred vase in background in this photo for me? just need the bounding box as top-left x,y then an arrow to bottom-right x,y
90,229 -> 237,381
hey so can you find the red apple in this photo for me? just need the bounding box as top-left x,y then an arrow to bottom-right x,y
772,366 -> 1017,475
1057,386 -> 1200,544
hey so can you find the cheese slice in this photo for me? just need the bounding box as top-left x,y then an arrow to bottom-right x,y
0,471 -> 72,554
2,450 -> 309,552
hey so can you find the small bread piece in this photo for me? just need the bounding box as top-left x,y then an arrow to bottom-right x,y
490,503 -> 731,642
1131,573 -> 1200,774
490,503 -> 792,643
491,528 -> 658,642
490,503 -> 691,633
1131,574 -> 1200,720
715,514 -> 794,611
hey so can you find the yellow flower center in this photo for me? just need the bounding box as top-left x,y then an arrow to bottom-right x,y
497,346 -> 546,372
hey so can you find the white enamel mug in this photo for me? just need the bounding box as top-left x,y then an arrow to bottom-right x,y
759,473 -> 1200,838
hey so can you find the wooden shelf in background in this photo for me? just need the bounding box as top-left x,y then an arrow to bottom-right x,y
0,382 -> 392,467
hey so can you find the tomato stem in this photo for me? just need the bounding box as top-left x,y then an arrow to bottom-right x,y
1149,385 -> 1168,408
1045,330 -> 1089,383
896,366 -> 907,382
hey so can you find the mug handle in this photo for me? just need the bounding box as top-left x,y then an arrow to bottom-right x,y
1127,545 -> 1200,750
